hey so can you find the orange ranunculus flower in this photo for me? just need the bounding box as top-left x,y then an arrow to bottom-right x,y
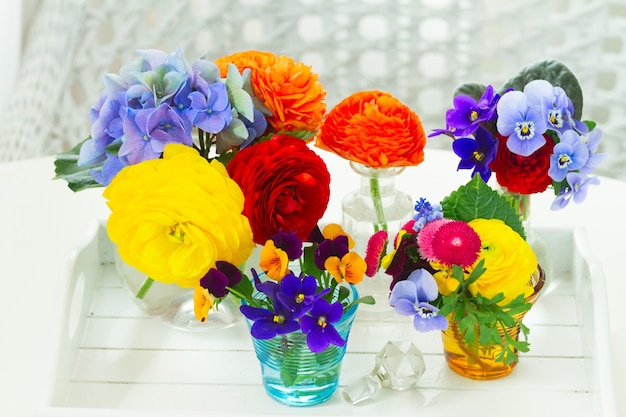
215,50 -> 326,134
316,90 -> 426,168
324,252 -> 367,285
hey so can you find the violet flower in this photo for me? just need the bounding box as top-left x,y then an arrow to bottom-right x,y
300,298 -> 346,353
452,126 -> 497,182
277,273 -> 326,319
445,85 -> 498,137
389,269 -> 448,332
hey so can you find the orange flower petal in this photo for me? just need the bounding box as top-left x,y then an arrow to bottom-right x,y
259,240 -> 289,281
316,90 -> 426,168
321,223 -> 355,249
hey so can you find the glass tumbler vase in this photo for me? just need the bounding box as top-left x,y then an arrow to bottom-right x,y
441,266 -> 545,379
248,285 -> 359,406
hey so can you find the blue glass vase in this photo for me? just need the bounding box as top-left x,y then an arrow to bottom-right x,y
248,285 -> 358,406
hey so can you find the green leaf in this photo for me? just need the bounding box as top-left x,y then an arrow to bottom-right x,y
302,245 -> 323,279
453,82 -> 488,102
53,139 -> 103,192
500,60 -> 584,119
441,174 -> 525,239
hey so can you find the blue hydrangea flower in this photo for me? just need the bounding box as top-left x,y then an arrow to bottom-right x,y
451,126 -> 497,182
119,103 -> 192,165
551,172 -> 601,210
496,90 -> 547,156
445,85 -> 499,137
300,298 -> 346,353
548,130 -> 590,182
388,268 -> 448,332
189,82 -> 233,134
413,198 -> 443,231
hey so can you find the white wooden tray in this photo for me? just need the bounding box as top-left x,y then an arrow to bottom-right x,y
37,221 -> 617,417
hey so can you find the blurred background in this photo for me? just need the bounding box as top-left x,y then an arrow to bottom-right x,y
1,0 -> 624,179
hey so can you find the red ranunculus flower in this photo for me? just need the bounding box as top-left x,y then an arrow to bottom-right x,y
490,134 -> 555,194
227,135 -> 331,244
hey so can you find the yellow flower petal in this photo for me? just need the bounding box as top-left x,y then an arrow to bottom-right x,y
193,286 -> 214,322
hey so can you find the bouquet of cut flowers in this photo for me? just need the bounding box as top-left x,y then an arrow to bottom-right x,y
366,174 -> 541,367
430,60 -> 606,210
54,47 -> 328,303
200,224 -> 373,353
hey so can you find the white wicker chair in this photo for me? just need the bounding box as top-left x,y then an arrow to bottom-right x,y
2,0 -> 624,180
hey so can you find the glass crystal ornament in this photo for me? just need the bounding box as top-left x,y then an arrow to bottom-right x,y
342,340 -> 426,405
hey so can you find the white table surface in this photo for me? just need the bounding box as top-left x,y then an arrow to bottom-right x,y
0,147 -> 624,416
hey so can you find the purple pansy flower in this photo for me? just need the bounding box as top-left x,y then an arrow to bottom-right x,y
389,268 -> 448,332
300,298 -> 346,353
548,130 -> 590,182
551,172 -> 600,210
496,90 -> 547,156
199,261 -> 243,298
270,230 -> 303,261
451,126 -> 497,182
313,235 -> 350,270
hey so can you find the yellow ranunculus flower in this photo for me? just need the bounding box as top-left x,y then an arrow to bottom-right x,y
104,144 -> 255,288
467,218 -> 537,305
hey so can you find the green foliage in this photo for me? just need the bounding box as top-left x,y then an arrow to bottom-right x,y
53,138 -> 104,192
441,174 -> 526,239
453,82 -> 488,102
500,59 -> 584,120
438,258 -> 533,366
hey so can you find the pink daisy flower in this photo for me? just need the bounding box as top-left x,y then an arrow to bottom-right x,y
430,220 -> 481,267
364,230 -> 389,277
417,218 -> 451,261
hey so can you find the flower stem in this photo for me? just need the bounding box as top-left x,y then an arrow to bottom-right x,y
369,176 -> 387,232
135,277 -> 155,300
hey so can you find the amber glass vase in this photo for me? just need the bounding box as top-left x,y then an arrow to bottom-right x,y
441,266 -> 545,380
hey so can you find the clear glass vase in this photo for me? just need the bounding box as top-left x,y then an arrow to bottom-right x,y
342,161 -> 413,314
247,285 -> 358,406
114,250 -> 242,331
500,189 -> 554,295
441,266 -> 545,380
